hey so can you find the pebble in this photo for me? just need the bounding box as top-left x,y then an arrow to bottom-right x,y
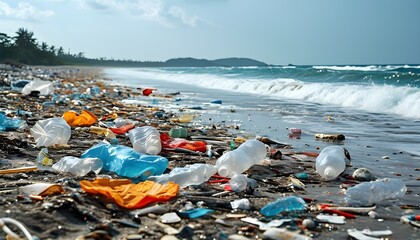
126,234 -> 144,240
228,234 -> 252,240
302,219 -> 316,230
352,168 -> 376,181
368,211 -> 378,219
161,235 -> 178,240
160,212 -> 181,223
176,226 -> 195,239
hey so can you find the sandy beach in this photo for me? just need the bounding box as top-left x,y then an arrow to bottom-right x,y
0,65 -> 419,240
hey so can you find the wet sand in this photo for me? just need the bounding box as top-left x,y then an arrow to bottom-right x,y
0,65 -> 419,239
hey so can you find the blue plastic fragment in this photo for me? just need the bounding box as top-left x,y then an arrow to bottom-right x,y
178,208 -> 214,219
295,172 -> 309,179
0,113 -> 23,131
210,99 -> 222,104
260,196 -> 307,217
81,142 -> 168,181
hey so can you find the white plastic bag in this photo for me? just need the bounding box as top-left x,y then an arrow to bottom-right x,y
21,79 -> 55,96
30,117 -> 71,147
52,156 -> 103,176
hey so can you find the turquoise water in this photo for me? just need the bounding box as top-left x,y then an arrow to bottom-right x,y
104,66 -> 420,185
107,65 -> 420,119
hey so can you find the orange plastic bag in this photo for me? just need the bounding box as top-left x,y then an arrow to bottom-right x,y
160,133 -> 207,152
80,179 -> 179,209
63,110 -> 98,127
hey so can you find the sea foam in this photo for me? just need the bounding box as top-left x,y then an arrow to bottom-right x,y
106,67 -> 420,119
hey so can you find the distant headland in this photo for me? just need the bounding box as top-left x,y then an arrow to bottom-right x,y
0,28 -> 268,67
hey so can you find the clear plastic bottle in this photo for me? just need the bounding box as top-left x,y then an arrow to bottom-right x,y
228,174 -> 257,192
30,117 -> 71,147
315,146 -> 347,181
344,178 -> 407,206
128,126 -> 162,155
148,163 -> 217,188
81,141 -> 168,181
260,196 -> 307,217
216,139 -> 267,177
37,148 -> 53,170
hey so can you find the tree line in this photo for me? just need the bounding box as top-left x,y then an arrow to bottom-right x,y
1,28 -> 78,65
0,28 -> 165,67
0,28 -> 266,67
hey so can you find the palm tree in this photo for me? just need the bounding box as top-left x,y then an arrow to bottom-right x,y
40,42 -> 49,52
0,32 -> 13,61
49,45 -> 56,55
13,28 -> 37,49
13,28 -> 39,64
0,33 -> 12,47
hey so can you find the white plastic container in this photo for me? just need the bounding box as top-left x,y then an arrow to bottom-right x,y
216,139 -> 267,177
344,178 -> 407,206
30,117 -> 71,147
149,163 -> 217,188
128,126 -> 162,155
315,146 -> 347,181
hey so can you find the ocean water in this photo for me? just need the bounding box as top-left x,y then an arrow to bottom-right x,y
104,65 -> 420,183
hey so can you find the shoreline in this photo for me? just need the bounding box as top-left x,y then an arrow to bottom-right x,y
0,65 -> 419,239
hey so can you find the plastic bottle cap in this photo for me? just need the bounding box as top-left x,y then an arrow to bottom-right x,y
218,166 -> 230,178
324,167 -> 337,180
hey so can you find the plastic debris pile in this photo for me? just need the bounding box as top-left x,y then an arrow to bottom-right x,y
0,64 -> 418,240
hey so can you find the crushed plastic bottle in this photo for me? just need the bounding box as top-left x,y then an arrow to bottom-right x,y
81,141 -> 168,181
52,156 -> 103,176
216,139 -> 267,177
344,178 -> 407,206
260,196 -> 307,217
228,174 -> 257,192
315,146 -> 349,181
128,126 -> 162,155
169,128 -> 188,138
148,163 -> 217,188
30,117 -> 71,147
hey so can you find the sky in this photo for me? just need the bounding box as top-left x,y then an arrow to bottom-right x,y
0,0 -> 419,65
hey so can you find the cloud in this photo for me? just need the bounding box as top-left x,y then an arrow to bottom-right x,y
77,0 -> 200,28
77,0 -> 125,11
0,1 -> 54,20
169,6 -> 199,27
135,0 -> 173,27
